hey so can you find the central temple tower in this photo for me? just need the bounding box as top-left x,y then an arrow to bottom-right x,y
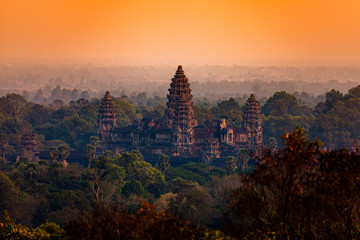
162,65 -> 198,156
98,91 -> 117,145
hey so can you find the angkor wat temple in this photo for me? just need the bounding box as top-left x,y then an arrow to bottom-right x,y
98,66 -> 262,161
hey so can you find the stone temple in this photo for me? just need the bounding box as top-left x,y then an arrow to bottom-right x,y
98,65 -> 262,161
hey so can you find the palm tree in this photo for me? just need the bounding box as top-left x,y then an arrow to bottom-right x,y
58,145 -> 70,166
49,146 -> 58,162
86,144 -> 96,168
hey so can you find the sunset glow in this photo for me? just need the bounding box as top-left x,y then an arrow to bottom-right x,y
1,0 -> 359,64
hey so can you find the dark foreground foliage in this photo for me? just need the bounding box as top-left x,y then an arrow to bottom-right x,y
0,210 -> 68,240
0,202 -> 230,240
228,127 -> 360,240
65,202 -> 229,240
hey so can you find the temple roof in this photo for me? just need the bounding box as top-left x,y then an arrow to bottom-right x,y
244,93 -> 261,111
249,93 -> 256,101
243,93 -> 262,130
98,91 -> 117,131
104,91 -> 112,100
99,92 -> 116,114
234,128 -> 248,134
175,65 -> 185,76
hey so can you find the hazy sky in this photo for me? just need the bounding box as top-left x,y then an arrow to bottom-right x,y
1,0 -> 360,64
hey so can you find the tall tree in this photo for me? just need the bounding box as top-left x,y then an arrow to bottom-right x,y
85,145 -> 96,169
49,146 -> 58,162
157,154 -> 170,177
86,136 -> 99,168
228,127 -> 322,238
224,156 -> 237,175
4,93 -> 29,121
228,127 -> 360,239
266,137 -> 278,151
0,134 -> 8,161
57,145 -> 70,166
237,149 -> 250,172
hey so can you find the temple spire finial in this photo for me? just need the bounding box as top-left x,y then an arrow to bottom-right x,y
175,65 -> 185,76
104,91 -> 112,100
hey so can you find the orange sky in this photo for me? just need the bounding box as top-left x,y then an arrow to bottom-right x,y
1,0 -> 359,64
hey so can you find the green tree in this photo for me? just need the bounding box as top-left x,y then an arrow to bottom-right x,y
310,113 -> 351,148
85,145 -> 96,168
49,146 -> 58,162
263,114 -> 315,144
157,154 -> 170,177
169,182 -> 215,225
0,173 -> 19,216
227,127 -> 359,239
122,180 -> 145,198
0,210 -> 50,240
224,156 -> 237,175
262,91 -> 313,117
113,99 -> 142,127
89,136 -> 99,147
87,155 -> 125,202
4,93 -> 30,121
154,192 -> 178,210
26,104 -> 52,126
211,98 -> 243,127
262,91 -> 297,116
64,202 -> 227,240
323,89 -> 343,112
127,160 -> 165,189
193,105 -> 215,124
0,133 -> 8,161
347,85 -> 360,98
237,149 -> 250,172
86,136 -> 99,168
57,145 -> 70,165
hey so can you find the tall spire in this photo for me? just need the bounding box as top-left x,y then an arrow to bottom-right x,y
98,91 -> 117,143
244,93 -> 262,129
243,93 -> 263,146
165,65 -> 197,129
163,65 -> 198,156
21,132 -> 38,160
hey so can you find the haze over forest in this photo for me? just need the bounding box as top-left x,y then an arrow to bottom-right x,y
1,0 -> 360,104
2,63 -> 360,103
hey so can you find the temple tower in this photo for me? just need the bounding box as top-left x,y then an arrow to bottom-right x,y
21,133 -> 38,160
98,92 -> 117,144
243,93 -> 263,146
163,65 -> 198,156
